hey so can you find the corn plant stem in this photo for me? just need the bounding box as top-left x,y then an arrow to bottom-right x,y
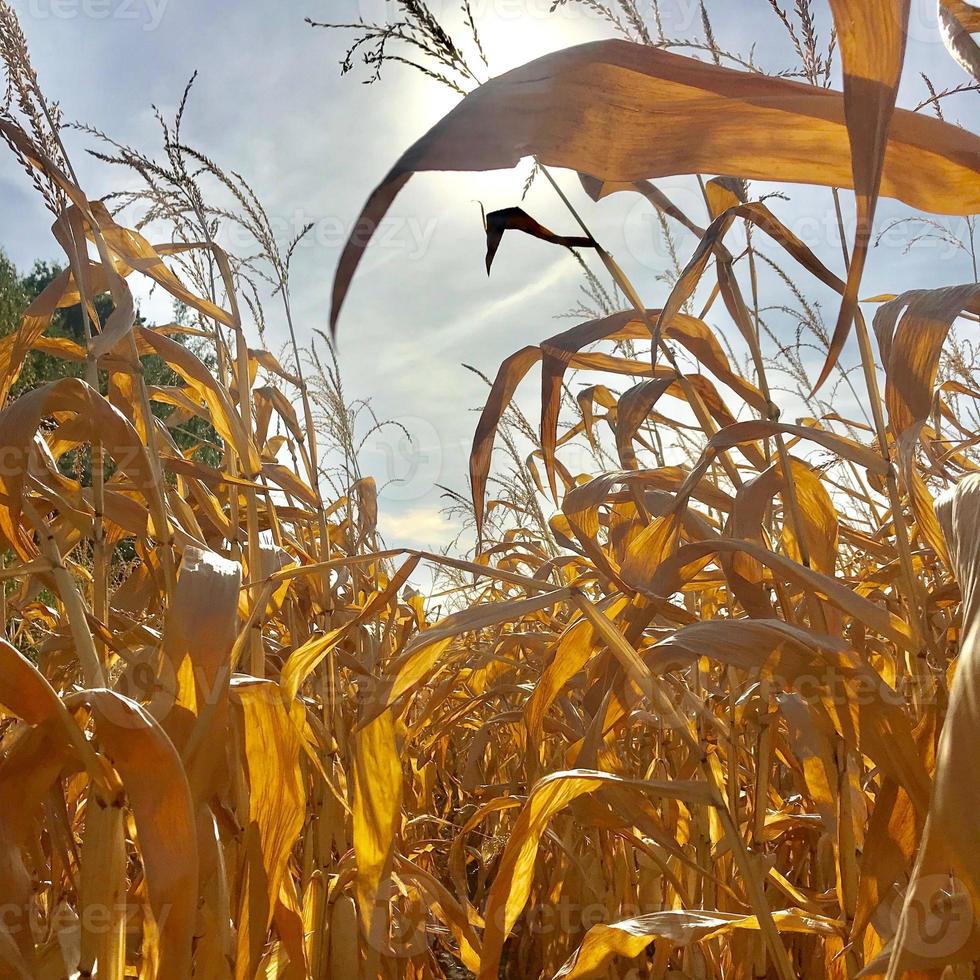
692,176 -> 813,575
280,295 -> 336,643
87,224 -> 180,599
40,102 -> 179,602
207,302 -> 242,569
836,738 -> 860,977
697,187 -> 804,572
751,702 -> 774,845
740,226 -> 827,627
199,243 -> 267,674
845,458 -> 884,529
230,323 -> 266,677
38,135 -> 108,652
830,188 -> 931,701
196,241 -> 266,673
717,790 -> 797,980
573,589 -> 795,979
725,667 -> 739,816
78,792 -> 126,979
746,236 -> 772,466
61,215 -> 109,665
186,216 -> 257,671
103,807 -> 128,980
23,497 -> 105,687
125,334 -> 179,598
692,184 -> 824,602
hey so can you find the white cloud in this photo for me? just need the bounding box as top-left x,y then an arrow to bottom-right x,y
380,505 -> 458,549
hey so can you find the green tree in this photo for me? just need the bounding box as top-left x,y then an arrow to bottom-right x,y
0,248 -> 222,473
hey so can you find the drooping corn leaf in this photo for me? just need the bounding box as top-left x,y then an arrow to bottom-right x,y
330,39 -> 980,331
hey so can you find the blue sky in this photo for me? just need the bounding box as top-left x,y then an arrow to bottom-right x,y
1,0 -> 976,553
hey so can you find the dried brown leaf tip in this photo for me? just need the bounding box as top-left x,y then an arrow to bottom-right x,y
484,206 -> 597,274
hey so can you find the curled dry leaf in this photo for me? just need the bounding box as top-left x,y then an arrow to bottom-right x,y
483,206 -> 596,273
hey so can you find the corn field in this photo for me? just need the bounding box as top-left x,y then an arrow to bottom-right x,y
0,0 -> 979,977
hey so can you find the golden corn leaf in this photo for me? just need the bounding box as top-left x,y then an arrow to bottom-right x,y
352,708 -> 402,970
330,39 -> 980,331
